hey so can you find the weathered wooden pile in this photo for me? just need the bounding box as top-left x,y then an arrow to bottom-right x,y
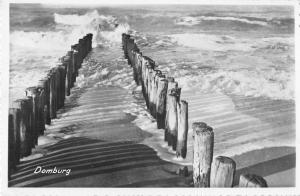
122,33 -> 189,159
8,33 -> 93,179
122,33 -> 268,188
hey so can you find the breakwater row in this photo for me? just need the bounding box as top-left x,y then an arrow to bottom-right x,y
8,33 -> 93,179
122,33 -> 268,188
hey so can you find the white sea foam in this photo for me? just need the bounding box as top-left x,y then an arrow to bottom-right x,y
54,10 -> 114,26
10,10 -> 130,102
175,15 -> 268,26
170,33 -> 254,51
174,68 -> 294,100
165,33 -> 294,100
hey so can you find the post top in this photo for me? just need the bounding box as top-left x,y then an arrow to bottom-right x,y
215,156 -> 236,166
170,88 -> 180,97
168,81 -> 178,89
180,100 -> 188,105
25,86 -> 39,96
154,69 -> 162,75
192,122 -> 207,129
194,125 -> 213,135
166,77 -> 175,82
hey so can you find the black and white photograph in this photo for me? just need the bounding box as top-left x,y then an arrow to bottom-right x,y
1,0 -> 299,194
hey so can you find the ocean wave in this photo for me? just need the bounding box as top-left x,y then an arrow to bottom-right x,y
175,15 -> 269,26
175,68 -> 294,100
10,10 -> 130,102
170,33 -> 254,51
54,10 -> 117,27
10,10 -> 130,55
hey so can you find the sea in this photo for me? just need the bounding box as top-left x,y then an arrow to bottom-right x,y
10,4 -> 295,168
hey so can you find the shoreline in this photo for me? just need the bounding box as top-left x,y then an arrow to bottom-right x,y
130,87 -> 295,186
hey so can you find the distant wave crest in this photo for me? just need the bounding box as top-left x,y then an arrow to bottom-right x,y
175,15 -> 270,26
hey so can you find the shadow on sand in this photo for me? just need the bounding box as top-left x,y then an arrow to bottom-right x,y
9,137 -> 186,187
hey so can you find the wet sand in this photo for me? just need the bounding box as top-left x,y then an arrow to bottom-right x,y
9,47 -> 190,187
9,45 -> 295,187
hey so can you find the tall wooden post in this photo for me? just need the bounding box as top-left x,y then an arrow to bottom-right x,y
48,69 -> 57,119
145,65 -> 152,108
36,84 -> 46,134
62,55 -> 71,96
25,87 -> 40,146
136,52 -> 143,85
14,98 -> 33,157
78,39 -> 84,66
193,123 -> 214,187
192,122 -> 207,138
150,70 -> 162,116
166,89 -> 179,150
71,44 -> 79,77
140,56 -> 147,99
67,51 -> 74,88
156,77 -> 168,129
8,108 -> 21,175
165,80 -> 178,142
38,78 -> 50,125
176,100 -> 188,158
239,174 -> 268,187
56,64 -> 66,109
147,69 -> 154,110
210,156 -> 236,187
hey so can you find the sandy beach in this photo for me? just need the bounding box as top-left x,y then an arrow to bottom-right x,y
8,44 -> 295,187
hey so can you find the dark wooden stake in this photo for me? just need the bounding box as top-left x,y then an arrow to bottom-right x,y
176,100 -> 188,158
193,123 -> 214,187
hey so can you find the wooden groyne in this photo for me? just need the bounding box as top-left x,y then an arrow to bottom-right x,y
122,33 -> 268,188
8,33 -> 93,179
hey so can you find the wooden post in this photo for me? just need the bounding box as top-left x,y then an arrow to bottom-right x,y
136,52 -> 143,85
156,77 -> 168,129
82,36 -> 87,58
145,64 -> 152,108
71,44 -> 79,77
38,78 -> 50,125
193,123 -> 214,187
67,51 -> 74,88
192,122 -> 207,138
14,98 -> 33,157
53,67 -> 60,111
142,63 -> 148,104
167,77 -> 175,83
73,50 -> 79,78
25,87 -> 40,146
166,89 -> 179,150
239,174 -> 268,187
87,33 -> 93,52
140,56 -> 147,99
78,39 -> 84,65
164,80 -> 178,142
210,156 -> 236,187
176,100 -> 188,158
127,38 -> 134,65
56,64 -> 66,109
132,51 -> 139,84
122,34 -> 130,58
147,69 -> 154,110
62,55 -> 71,96
35,83 -> 46,134
8,108 -> 21,175
48,69 -> 57,119
150,70 -> 162,116
70,49 -> 77,85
